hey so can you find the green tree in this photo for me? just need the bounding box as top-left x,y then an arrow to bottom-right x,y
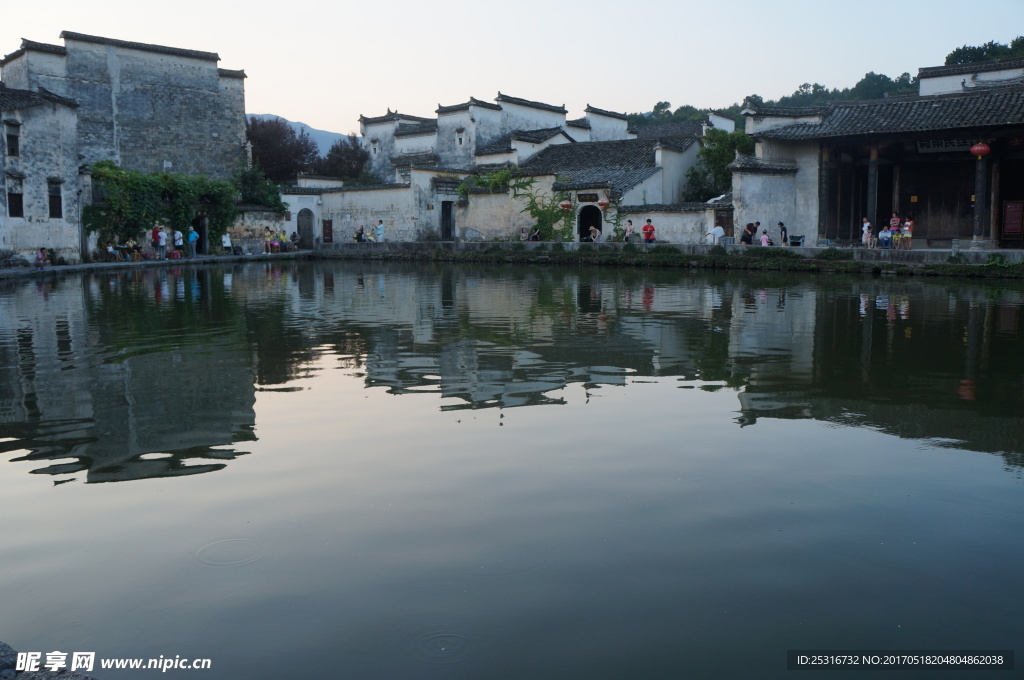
945,38 -> 1022,65
312,134 -> 369,178
682,129 -> 755,202
246,116 -> 320,182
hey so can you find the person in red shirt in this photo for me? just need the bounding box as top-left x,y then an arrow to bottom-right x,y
642,219 -> 656,244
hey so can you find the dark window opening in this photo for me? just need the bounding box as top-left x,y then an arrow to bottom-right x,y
6,134 -> 18,157
48,182 -> 63,219
8,192 -> 24,218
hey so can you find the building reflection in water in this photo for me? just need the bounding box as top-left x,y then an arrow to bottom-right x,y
1,262 -> 1021,484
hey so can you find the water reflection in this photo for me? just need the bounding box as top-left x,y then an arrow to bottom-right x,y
1,263 -> 1022,484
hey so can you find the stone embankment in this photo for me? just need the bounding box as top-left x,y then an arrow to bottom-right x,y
313,241 -> 1024,278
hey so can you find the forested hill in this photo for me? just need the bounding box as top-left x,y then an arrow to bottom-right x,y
629,36 -> 1024,130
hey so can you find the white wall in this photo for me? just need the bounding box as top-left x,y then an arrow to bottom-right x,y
919,65 -> 1024,96
499,101 -> 566,132
586,112 -> 629,141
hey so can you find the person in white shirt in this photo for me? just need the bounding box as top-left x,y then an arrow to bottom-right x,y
221,232 -> 232,253
706,223 -> 726,245
861,217 -> 873,248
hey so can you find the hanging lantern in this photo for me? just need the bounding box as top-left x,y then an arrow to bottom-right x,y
558,200 -> 572,212
596,199 -> 610,210
970,142 -> 991,159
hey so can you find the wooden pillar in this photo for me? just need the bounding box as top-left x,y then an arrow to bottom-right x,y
972,153 -> 988,249
866,144 -> 879,233
818,146 -> 830,239
989,158 -> 1000,243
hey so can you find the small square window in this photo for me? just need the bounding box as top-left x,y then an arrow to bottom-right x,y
7,191 -> 24,218
457,136 -> 464,146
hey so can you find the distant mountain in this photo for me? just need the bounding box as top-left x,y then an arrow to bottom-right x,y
247,114 -> 348,155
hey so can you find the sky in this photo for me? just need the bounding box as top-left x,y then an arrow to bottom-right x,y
3,0 -> 1023,137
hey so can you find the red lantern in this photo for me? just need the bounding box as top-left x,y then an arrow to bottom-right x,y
596,199 -> 610,210
558,200 -> 572,212
970,142 -> 991,159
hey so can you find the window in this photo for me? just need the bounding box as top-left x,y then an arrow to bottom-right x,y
48,181 -> 63,219
7,189 -> 23,218
457,135 -> 464,146
5,133 -> 18,157
371,142 -> 378,156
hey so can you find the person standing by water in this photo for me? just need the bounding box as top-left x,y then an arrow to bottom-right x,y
902,216 -> 914,250
157,228 -> 168,259
739,223 -> 754,245
187,226 -> 199,258
889,212 -> 902,250
778,222 -> 788,246
376,220 -> 385,243
173,228 -> 184,257
35,247 -> 48,270
642,219 -> 656,244
759,229 -> 771,246
623,220 -> 635,243
862,217 -> 873,248
221,231 -> 232,253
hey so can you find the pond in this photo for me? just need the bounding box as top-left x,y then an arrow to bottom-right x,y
1,262 -> 1022,678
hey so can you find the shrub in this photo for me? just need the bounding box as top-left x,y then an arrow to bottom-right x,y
816,247 -> 853,261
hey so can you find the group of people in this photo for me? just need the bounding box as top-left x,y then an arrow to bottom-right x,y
623,219 -> 657,244
862,213 -> 914,250
519,227 -> 542,241
735,221 -> 787,247
353,220 -> 386,243
263,227 -> 300,252
151,226 -> 201,260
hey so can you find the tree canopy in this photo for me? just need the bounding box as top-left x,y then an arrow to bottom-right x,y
311,134 -> 370,179
246,116 -> 320,183
682,129 -> 755,202
945,37 -> 1024,65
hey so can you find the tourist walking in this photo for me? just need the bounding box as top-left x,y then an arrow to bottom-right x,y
642,219 -> 656,244
187,226 -> 199,258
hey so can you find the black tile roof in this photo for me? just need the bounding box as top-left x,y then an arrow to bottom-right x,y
618,202 -> 718,213
754,86 -> 1024,141
567,117 -> 591,129
585,104 -> 629,121
727,153 -> 798,173
522,137 -> 694,196
475,127 -> 571,155
919,56 -> 1024,79
495,92 -> 567,114
60,31 -> 220,62
359,109 -> 432,125
390,151 -> 438,167
742,99 -> 827,117
0,39 -> 67,66
632,119 -> 704,139
0,84 -> 77,111
394,120 -> 438,137
218,68 -> 246,79
435,97 -> 502,114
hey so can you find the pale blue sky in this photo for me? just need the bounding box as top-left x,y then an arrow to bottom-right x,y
3,0 -> 1022,134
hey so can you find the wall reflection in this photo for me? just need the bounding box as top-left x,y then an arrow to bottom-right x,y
1,262 -> 1021,484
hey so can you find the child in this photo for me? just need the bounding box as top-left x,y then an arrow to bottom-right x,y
35,247 -> 48,270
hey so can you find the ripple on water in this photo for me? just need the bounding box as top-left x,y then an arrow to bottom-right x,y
193,539 -> 265,567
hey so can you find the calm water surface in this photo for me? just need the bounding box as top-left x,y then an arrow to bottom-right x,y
1,262 -> 1022,679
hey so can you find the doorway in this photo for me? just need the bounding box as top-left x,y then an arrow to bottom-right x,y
297,209 -> 314,249
578,205 -> 602,241
441,201 -> 454,240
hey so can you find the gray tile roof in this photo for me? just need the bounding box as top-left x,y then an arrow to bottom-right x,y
0,39 -> 67,66
919,56 -> 1024,79
218,68 -> 246,79
495,92 -> 567,114
0,84 -> 77,111
59,31 -> 220,62
632,119 -> 704,139
435,97 -> 502,114
742,99 -> 827,117
618,202 -> 718,213
475,127 -> 571,155
390,151 -> 438,167
567,117 -> 591,129
754,86 -> 1024,141
727,153 -> 798,173
359,110 -> 432,125
394,120 -> 438,137
584,104 -> 629,121
522,137 -> 695,196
